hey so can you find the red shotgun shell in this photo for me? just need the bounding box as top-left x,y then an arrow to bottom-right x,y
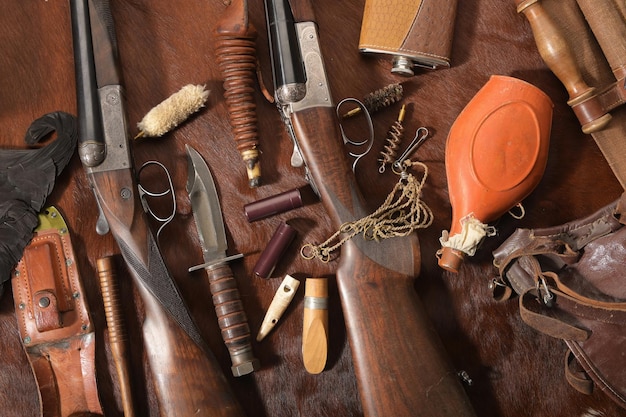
253,222 -> 297,279
244,188 -> 304,222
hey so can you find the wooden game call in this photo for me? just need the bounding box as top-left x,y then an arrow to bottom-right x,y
257,275 -> 300,341
302,278 -> 328,374
515,0 -> 612,134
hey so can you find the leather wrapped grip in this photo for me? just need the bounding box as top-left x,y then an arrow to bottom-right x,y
205,262 -> 260,376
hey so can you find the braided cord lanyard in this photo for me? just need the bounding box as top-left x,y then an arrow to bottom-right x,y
301,160 -> 433,262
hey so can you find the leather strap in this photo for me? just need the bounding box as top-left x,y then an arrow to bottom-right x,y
566,338 -> 626,407
11,207 -> 103,417
493,196 -> 623,300
564,350 -> 594,395
519,289 -> 590,342
519,287 -> 626,408
596,77 -> 626,114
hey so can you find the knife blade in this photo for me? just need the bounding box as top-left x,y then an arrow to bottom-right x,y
185,144 -> 260,376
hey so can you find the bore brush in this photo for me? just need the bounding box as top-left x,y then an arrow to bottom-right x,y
378,104 -> 406,173
135,84 -> 209,139
342,83 -> 404,118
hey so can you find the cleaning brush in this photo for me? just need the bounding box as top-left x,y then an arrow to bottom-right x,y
342,83 -> 404,118
135,84 -> 209,139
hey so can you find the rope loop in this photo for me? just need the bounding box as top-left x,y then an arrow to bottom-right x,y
302,161 -> 434,262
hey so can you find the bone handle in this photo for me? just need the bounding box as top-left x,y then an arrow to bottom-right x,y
257,275 -> 300,341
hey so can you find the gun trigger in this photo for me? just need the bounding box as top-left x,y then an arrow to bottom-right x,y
291,145 -> 304,167
95,204 -> 110,236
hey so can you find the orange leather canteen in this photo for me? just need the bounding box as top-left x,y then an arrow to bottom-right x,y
438,75 -> 553,273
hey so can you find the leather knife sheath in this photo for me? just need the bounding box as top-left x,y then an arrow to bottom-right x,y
11,206 -> 103,417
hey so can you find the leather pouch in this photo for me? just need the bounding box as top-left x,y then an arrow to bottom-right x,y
493,194 -> 626,409
11,206 -> 103,417
358,0 -> 457,74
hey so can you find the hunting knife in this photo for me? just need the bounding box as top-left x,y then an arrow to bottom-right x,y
185,144 -> 259,376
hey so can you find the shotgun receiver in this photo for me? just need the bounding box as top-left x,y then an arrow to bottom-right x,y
70,0 -> 244,415
264,0 -> 476,416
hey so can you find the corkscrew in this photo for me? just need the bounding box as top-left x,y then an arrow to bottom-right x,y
378,104 -> 406,173
215,0 -> 262,187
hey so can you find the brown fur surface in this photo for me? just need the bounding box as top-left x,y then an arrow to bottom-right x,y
0,0 -> 624,416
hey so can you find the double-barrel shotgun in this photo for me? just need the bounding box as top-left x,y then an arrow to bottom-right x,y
69,0 -> 245,415
264,0 -> 477,415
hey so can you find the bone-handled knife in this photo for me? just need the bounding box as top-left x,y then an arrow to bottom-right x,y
185,144 -> 260,376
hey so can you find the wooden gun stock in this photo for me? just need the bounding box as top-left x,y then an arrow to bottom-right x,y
291,106 -> 475,417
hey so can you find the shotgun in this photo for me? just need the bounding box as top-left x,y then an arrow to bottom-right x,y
264,0 -> 476,415
70,0 -> 244,415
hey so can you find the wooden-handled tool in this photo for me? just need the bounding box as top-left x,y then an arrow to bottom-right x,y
302,278 -> 328,374
515,0 -> 612,134
215,0 -> 263,187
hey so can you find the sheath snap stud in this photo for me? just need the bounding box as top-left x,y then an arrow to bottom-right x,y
38,297 -> 50,308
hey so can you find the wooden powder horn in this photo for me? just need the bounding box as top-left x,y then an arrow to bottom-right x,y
215,0 -> 262,187
515,0 -> 612,135
438,75 -> 553,273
